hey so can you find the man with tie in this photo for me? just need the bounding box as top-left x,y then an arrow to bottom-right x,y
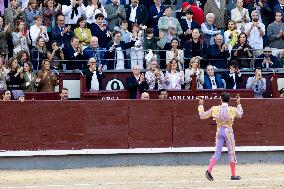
125,0 -> 148,28
223,60 -> 243,89
204,64 -> 224,89
52,14 -> 74,47
64,37 -> 85,70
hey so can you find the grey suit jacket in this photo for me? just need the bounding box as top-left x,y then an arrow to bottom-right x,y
105,4 -> 126,31
204,0 -> 226,29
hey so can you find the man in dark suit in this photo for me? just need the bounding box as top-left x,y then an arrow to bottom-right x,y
64,37 -> 85,70
83,58 -> 105,91
52,14 -> 74,47
254,47 -> 281,69
223,60 -> 243,89
126,65 -> 149,99
204,64 -> 224,89
125,0 -> 148,28
180,8 -> 199,44
105,31 -> 135,70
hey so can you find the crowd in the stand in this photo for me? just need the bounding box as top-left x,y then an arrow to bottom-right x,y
1,0 -> 284,99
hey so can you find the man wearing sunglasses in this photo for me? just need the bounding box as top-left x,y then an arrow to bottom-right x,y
254,46 -> 281,68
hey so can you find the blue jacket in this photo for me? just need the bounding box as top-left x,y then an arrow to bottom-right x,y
204,74 -> 224,89
91,24 -> 112,48
83,47 -> 106,66
52,25 -> 74,47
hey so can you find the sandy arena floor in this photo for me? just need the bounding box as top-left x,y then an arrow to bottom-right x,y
0,164 -> 284,189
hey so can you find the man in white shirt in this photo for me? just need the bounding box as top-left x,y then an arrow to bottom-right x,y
62,0 -> 86,27
30,16 -> 49,47
244,10 -> 265,55
85,0 -> 107,25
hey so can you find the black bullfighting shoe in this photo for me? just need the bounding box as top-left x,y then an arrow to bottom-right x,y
205,170 -> 214,181
231,176 -> 241,180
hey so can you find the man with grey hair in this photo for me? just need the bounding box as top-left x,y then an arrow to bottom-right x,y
83,36 -> 106,68
201,13 -> 221,48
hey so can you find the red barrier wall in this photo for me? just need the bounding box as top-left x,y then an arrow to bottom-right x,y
0,99 -> 284,151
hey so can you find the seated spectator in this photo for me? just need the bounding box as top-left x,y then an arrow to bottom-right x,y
126,65 -> 149,99
248,0 -> 273,28
130,23 -> 144,69
231,32 -> 253,68
24,0 -> 42,28
180,8 -> 199,46
104,0 -> 127,31
6,57 -> 24,90
0,16 -> 10,57
125,0 -> 148,28
207,34 -> 230,69
166,38 -> 184,69
246,67 -> 266,98
12,20 -> 31,55
86,0 -> 107,26
185,56 -> 204,90
164,58 -> 184,90
267,11 -> 284,56
4,0 -> 25,31
143,28 -> 160,68
145,59 -> 164,90
244,10 -> 265,55
83,36 -> 106,67
183,28 -> 204,68
62,0 -> 86,29
231,0 -> 250,31
254,47 -> 281,68
42,0 -> 62,36
223,60 -> 243,89
201,13 -> 221,49
141,92 -> 150,100
17,50 -> 30,67
52,14 -> 74,47
91,13 -> 112,48
0,57 -> 9,91
64,37 -> 85,70
36,59 -> 58,92
60,87 -> 69,100
1,89 -> 11,101
224,20 -> 239,52
149,0 -> 165,36
47,40 -> 64,70
74,17 -> 92,49
280,88 -> 284,98
105,31 -> 135,70
31,37 -> 48,70
158,89 -> 168,99
204,64 -> 224,89
83,57 -> 105,91
30,16 -> 49,47
22,62 -> 37,92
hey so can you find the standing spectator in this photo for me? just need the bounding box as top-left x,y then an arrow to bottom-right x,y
85,0 -> 107,26
244,10 -> 265,54
36,59 -> 58,92
149,0 -> 165,36
145,59 -> 164,90
185,56 -> 204,90
204,0 -> 227,34
207,34 -> 230,69
6,57 -> 24,90
83,36 -> 106,67
180,8 -> 199,45
0,16 -> 10,57
130,23 -> 144,69
24,0 -> 43,28
223,60 -> 243,89
249,0 -> 273,28
22,62 -> 37,92
0,57 -> 9,91
1,89 -> 11,101
166,38 -> 184,69
4,0 -> 25,31
274,0 -> 284,22
83,57 -> 105,91
74,17 -> 92,49
52,14 -> 74,47
224,20 -> 239,52
64,37 -> 85,70
201,13 -> 221,49
254,46 -> 281,68
12,20 -> 31,55
231,0 -> 250,31
62,0 -> 86,29
203,64 -> 224,89
164,58 -> 184,90
105,0 -> 126,31
47,40 -> 64,69
17,50 -> 30,67
231,32 -> 253,68
181,1 -> 204,26
125,0 -> 148,28
30,16 -> 49,47
42,0 -> 62,37
143,28 -> 160,68
126,64 -> 149,99
246,67 -> 266,98
90,13 -> 112,48
227,0 -> 237,21
31,36 -> 48,70
267,11 -> 284,56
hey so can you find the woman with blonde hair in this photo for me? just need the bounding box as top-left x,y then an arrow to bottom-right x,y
164,58 -> 184,90
185,56 -> 204,90
35,59 -> 58,92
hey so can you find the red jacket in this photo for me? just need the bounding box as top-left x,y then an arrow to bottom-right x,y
182,2 -> 204,26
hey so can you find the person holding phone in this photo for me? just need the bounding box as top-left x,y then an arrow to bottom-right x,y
246,67 -> 266,98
